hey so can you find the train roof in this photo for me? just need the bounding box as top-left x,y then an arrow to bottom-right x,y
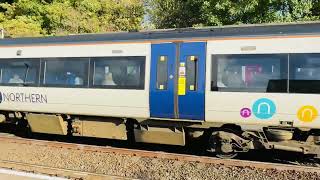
1,21 -> 320,46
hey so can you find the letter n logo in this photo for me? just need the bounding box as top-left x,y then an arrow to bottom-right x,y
252,98 -> 276,120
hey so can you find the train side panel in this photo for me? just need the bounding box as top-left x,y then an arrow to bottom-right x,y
0,87 -> 149,118
0,43 -> 149,58
205,37 -> 320,129
0,43 -> 151,119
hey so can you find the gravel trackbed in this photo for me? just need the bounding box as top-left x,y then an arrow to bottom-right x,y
0,141 -> 318,180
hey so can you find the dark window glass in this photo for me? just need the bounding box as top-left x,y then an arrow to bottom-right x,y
186,56 -> 197,91
212,54 -> 288,92
92,56 -> 145,89
157,56 -> 168,90
289,53 -> 320,93
0,59 -> 40,86
42,58 -> 89,87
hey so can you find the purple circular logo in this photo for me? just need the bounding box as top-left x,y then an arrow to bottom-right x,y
240,108 -> 251,118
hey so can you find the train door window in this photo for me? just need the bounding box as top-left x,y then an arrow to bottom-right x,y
186,56 -> 197,91
42,58 -> 89,87
156,56 -> 168,90
289,53 -> 320,93
92,56 -> 145,89
211,54 -> 288,92
0,59 -> 40,86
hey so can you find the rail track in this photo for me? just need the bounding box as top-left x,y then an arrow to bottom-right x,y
0,158 -> 132,180
1,124 -> 320,167
0,134 -> 319,175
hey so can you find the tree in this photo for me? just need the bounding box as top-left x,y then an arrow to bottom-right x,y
147,0 -> 320,29
0,0 -> 144,37
1,16 -> 42,37
146,0 -> 204,28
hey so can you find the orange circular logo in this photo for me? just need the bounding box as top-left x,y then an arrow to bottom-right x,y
297,106 -> 318,122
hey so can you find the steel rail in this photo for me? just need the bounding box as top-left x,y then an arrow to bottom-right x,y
0,158 -> 133,180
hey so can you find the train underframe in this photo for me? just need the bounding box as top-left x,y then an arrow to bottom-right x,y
1,111 -> 320,159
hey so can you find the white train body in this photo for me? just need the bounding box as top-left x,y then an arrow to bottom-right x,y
206,37 -> 320,129
0,43 -> 151,118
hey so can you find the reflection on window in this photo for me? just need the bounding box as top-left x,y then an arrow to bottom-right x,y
187,56 -> 197,91
42,58 -> 88,86
0,59 -> 40,85
157,56 -> 168,90
93,57 -> 145,89
212,54 -> 288,92
290,53 -> 320,93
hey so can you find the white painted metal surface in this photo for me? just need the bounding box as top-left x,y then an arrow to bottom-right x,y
0,43 -> 151,119
205,37 -> 320,128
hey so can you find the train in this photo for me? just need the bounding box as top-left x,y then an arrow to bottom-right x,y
0,22 -> 320,158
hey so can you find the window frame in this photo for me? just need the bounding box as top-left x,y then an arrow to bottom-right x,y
156,55 -> 168,90
40,57 -> 90,88
186,55 -> 198,91
211,54 -> 289,93
0,58 -> 41,87
288,53 -> 320,94
89,56 -> 146,90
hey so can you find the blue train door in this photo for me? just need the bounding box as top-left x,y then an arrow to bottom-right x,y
150,43 -> 176,118
150,42 -> 206,120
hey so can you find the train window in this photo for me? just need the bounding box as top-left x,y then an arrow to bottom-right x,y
42,58 -> 89,87
92,56 -> 145,89
0,59 -> 40,86
289,53 -> 320,93
186,56 -> 197,91
211,54 -> 288,92
157,56 -> 168,90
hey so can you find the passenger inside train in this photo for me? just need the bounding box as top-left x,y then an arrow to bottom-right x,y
102,71 -> 116,85
43,58 -> 87,86
8,74 -> 24,84
94,60 -> 142,88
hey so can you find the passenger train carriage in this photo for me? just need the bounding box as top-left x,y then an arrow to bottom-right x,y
1,22 -> 320,158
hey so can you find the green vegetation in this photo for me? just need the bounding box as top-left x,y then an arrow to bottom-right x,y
1,0 -> 320,37
0,0 -> 144,37
147,0 -> 320,28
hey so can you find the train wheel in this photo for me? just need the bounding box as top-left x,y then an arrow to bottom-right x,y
208,131 -> 238,159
